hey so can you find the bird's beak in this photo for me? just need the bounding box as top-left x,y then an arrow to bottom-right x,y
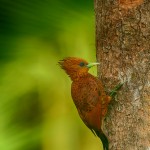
86,62 -> 100,68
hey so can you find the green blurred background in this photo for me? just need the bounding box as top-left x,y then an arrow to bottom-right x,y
0,0 -> 102,150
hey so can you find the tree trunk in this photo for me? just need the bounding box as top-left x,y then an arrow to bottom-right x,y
94,0 -> 150,150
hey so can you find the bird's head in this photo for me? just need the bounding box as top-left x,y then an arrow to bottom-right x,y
59,57 -> 99,81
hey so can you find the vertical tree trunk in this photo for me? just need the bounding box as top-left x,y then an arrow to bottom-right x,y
94,0 -> 150,150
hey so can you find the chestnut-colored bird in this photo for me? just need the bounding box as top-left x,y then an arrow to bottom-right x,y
59,57 -> 111,150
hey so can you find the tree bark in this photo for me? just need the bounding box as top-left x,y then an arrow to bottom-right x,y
94,0 -> 150,150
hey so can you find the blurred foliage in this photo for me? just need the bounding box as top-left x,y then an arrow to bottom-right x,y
0,0 -> 103,150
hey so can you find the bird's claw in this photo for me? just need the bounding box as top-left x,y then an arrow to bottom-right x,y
109,82 -> 124,98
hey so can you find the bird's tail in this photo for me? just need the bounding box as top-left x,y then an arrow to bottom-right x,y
95,130 -> 109,150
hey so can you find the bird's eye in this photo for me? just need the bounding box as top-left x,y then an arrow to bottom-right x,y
79,62 -> 85,67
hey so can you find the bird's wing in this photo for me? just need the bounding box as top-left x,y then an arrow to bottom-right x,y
71,77 -> 100,111
71,77 -> 103,130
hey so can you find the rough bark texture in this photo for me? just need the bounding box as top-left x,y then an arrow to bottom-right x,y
94,0 -> 150,150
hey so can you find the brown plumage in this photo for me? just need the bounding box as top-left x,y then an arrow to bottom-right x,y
59,57 -> 111,150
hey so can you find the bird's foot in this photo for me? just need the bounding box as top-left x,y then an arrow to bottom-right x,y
109,82 -> 124,99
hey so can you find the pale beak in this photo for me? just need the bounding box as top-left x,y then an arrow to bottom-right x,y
86,62 -> 100,68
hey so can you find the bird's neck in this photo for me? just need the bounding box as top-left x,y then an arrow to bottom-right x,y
70,72 -> 91,82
